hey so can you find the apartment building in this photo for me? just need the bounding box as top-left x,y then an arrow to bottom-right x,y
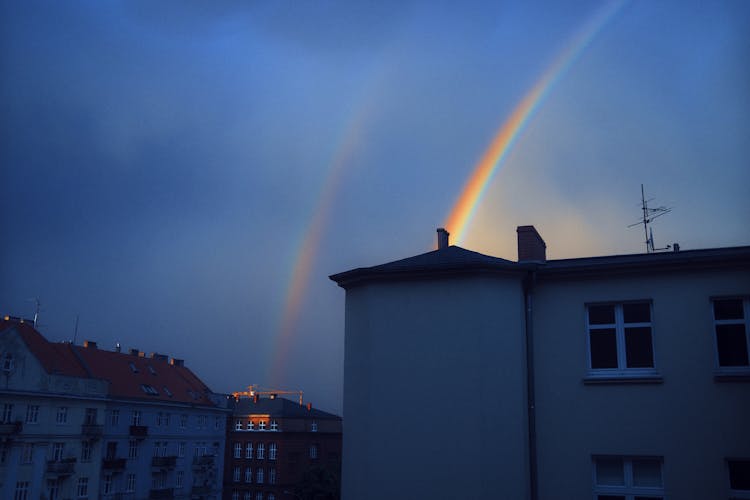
0,318 -> 229,499
223,393 -> 342,500
330,226 -> 750,500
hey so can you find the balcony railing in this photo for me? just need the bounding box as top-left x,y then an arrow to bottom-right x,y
102,457 -> 127,470
192,455 -> 215,468
0,421 -> 22,436
151,455 -> 177,468
46,458 -> 77,475
81,423 -> 103,439
129,425 -> 148,438
148,488 -> 174,499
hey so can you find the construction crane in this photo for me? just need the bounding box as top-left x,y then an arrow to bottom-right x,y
231,385 -> 304,406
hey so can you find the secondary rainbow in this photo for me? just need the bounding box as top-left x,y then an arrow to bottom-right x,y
445,0 -> 625,245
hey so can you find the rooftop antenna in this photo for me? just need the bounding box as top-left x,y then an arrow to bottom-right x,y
73,314 -> 80,345
628,184 -> 672,253
27,298 -> 42,327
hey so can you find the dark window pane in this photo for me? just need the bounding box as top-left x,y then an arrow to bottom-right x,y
590,329 -> 618,369
716,325 -> 749,366
625,327 -> 654,368
714,299 -> 744,320
634,497 -> 663,500
729,460 -> 750,490
589,305 -> 615,324
598,496 -> 626,500
623,302 -> 651,323
596,457 -> 624,485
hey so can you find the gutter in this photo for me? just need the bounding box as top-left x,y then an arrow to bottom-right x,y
524,270 -> 538,500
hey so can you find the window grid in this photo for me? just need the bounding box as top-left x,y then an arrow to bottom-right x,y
713,298 -> 750,371
587,302 -> 657,376
593,456 -> 664,500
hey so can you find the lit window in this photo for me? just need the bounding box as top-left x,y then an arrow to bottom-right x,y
76,477 -> 89,499
245,466 -> 252,483
270,420 -> 278,431
246,442 -> 253,459
269,443 -> 277,460
713,298 -> 750,370
257,443 -> 265,459
234,442 -> 242,458
233,466 -> 241,482
259,420 -> 267,431
256,467 -> 264,484
593,456 -> 663,500
309,444 -> 318,460
728,459 -> 750,497
587,302 -> 656,375
25,405 -> 39,424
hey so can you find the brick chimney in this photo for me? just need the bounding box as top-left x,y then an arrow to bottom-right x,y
517,225 -> 546,262
437,228 -> 450,250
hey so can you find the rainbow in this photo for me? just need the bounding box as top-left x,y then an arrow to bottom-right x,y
445,0 -> 625,245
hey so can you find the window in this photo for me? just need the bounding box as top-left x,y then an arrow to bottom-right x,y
728,459 -> 750,498
180,414 -> 188,428
268,494 -> 275,500
588,302 -> 655,374
110,409 -> 119,427
51,442 -> 64,461
714,298 -> 750,369
233,466 -> 241,482
14,481 -> 29,500
157,412 -> 163,426
198,415 -> 208,428
126,473 -> 136,492
269,443 -> 277,460
131,410 -> 141,426
257,443 -> 265,459
309,444 -> 318,459
215,416 -> 221,430
311,420 -> 318,432
141,384 -> 158,395
256,467 -> 264,484
234,442 -> 242,458
103,474 -> 113,495
258,420 -> 267,431
129,362 -> 138,373
21,443 -> 33,464
46,479 -> 59,500
106,441 -> 117,460
81,440 -> 92,462
176,470 -> 184,489
178,441 -> 186,457
76,477 -> 89,499
270,420 -> 278,431
232,492 -> 240,500
269,467 -> 276,484
236,419 -> 243,431
2,353 -> 14,373
56,407 -> 68,424
246,420 -> 254,431
256,492 -> 263,500
245,466 -> 252,483
25,405 -> 39,423
163,386 -> 173,397
1,403 -> 13,423
151,471 -> 167,490
84,408 -> 97,425
593,456 -> 663,500
244,492 -> 252,500
246,442 -> 253,459
128,440 -> 138,459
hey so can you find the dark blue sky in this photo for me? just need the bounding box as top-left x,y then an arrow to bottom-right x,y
2,0 -> 748,413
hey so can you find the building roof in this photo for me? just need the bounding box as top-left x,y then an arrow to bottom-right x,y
330,244 -> 750,288
230,396 -> 341,420
1,318 -> 218,406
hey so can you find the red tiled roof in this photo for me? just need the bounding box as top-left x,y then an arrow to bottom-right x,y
1,318 -> 216,406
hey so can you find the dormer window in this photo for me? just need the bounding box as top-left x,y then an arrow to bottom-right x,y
246,421 -> 254,431
163,387 -> 173,397
140,384 -> 158,395
270,420 -> 278,431
235,420 -> 243,431
129,362 -> 138,373
258,420 -> 266,431
148,365 -> 157,375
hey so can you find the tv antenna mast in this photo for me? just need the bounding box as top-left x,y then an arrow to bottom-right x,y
628,184 -> 672,253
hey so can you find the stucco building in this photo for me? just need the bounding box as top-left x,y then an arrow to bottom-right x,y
223,393 -> 342,500
330,226 -> 750,500
0,318 -> 228,499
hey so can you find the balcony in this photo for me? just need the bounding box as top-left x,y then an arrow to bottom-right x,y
129,425 -> 148,438
102,457 -> 127,470
192,455 -> 214,469
46,458 -> 77,475
0,421 -> 22,437
151,455 -> 177,468
148,488 -> 174,499
81,423 -> 103,439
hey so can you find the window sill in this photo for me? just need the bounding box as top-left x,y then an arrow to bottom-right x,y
714,369 -> 750,382
583,373 -> 663,385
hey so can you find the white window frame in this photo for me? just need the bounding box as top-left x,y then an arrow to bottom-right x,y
14,481 -> 29,500
270,420 -> 278,431
126,473 -> 136,493
178,441 -> 186,457
592,455 -> 664,500
110,409 -> 119,427
235,419 -> 243,431
25,405 -> 39,424
269,443 -> 277,460
586,301 -> 658,378
81,440 -> 92,462
259,420 -> 267,431
51,442 -> 64,461
128,440 -> 138,459
309,444 -> 318,459
176,470 -> 184,489
233,466 -> 241,482
257,443 -> 265,459
131,410 -> 141,426
21,443 -> 33,464
311,421 -> 318,432
245,466 -> 252,483
269,467 -> 276,485
1,403 -> 13,423
56,407 -> 68,425
76,477 -> 89,499
712,297 -> 750,374
246,442 -> 253,459
256,467 -> 264,484
728,458 -> 750,499
234,442 -> 242,458
102,473 -> 113,495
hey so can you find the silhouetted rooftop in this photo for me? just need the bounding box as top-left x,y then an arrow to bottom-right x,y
230,396 -> 341,420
